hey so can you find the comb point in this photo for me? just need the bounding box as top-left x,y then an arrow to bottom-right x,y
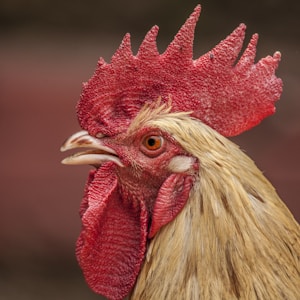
163,5 -> 201,63
111,33 -> 133,63
137,25 -> 160,59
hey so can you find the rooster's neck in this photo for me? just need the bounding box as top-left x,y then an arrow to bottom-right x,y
130,139 -> 300,300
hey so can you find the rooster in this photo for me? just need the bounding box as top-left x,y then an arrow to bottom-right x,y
61,5 -> 300,300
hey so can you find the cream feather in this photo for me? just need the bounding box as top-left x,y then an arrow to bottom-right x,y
130,104 -> 300,299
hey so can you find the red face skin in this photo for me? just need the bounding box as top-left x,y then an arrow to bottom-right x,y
75,127 -> 197,300
104,129 -> 185,208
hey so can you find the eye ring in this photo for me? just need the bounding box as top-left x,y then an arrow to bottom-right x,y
141,135 -> 165,157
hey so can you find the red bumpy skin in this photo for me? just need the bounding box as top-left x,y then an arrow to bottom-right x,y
77,5 -> 282,138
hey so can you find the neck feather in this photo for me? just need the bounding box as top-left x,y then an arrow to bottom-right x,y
130,114 -> 300,299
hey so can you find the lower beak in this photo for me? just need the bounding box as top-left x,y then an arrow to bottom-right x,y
60,130 -> 124,167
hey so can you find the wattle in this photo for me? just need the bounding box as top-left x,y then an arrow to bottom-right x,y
76,162 -> 148,300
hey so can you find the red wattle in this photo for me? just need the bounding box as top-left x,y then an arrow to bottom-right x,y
148,173 -> 194,238
76,162 -> 148,300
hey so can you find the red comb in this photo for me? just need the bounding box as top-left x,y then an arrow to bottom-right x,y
77,5 -> 282,137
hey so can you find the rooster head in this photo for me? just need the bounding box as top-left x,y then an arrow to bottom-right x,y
61,5 -> 282,300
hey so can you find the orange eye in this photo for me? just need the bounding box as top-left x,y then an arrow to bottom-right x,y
143,135 -> 163,151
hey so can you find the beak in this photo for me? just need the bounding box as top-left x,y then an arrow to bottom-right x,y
60,130 -> 124,167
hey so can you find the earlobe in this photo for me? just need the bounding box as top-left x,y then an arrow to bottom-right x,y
168,155 -> 196,173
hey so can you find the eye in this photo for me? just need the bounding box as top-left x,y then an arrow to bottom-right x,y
143,136 -> 163,150
141,135 -> 165,157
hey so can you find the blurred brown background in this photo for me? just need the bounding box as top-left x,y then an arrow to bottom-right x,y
1,0 -> 299,299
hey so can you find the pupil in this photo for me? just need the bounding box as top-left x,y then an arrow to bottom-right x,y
148,138 -> 156,147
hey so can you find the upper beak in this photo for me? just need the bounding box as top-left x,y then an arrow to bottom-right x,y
60,130 -> 124,167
